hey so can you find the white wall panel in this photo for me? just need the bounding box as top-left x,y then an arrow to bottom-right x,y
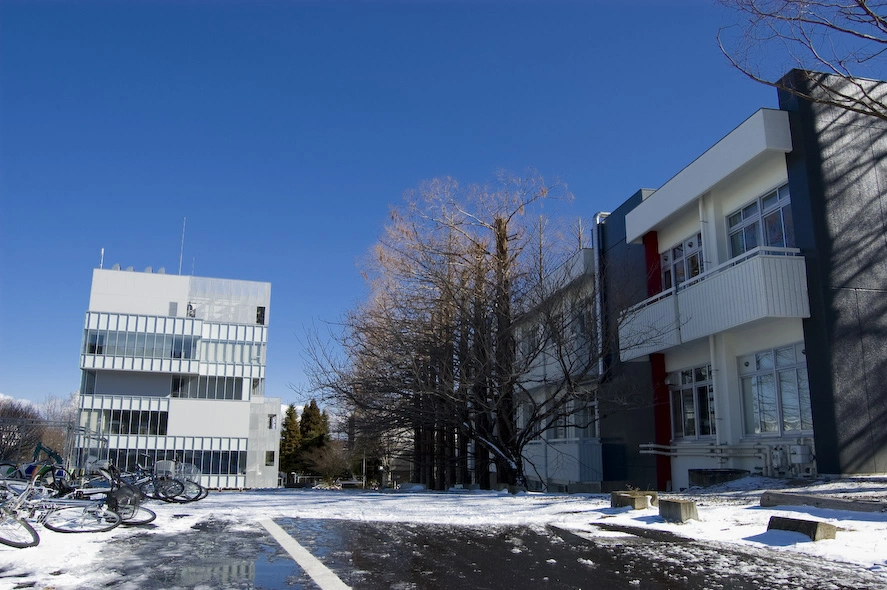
626,109 -> 792,243
167,399 -> 250,437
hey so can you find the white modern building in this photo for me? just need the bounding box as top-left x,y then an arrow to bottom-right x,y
75,266 -> 280,489
517,249 -> 603,492
617,108 -> 813,491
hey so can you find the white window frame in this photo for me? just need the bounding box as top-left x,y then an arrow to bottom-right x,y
727,184 -> 794,258
661,232 -> 703,291
669,363 -> 716,441
740,343 -> 812,437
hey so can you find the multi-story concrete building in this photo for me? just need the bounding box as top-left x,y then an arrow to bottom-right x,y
617,71 -> 887,490
524,71 -> 887,492
517,249 -> 604,492
76,266 -> 280,489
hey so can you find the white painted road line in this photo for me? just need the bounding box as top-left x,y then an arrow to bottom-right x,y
259,518 -> 352,590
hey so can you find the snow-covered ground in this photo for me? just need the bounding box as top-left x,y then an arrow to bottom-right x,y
2,475 -> 886,589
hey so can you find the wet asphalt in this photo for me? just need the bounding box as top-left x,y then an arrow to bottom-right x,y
57,516 -> 884,590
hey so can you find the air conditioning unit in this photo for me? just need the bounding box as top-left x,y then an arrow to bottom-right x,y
789,445 -> 814,464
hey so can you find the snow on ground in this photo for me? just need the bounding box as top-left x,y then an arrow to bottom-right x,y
2,475 -> 886,588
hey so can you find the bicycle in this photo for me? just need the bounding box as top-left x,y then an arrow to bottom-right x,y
0,443 -> 75,493
0,465 -> 121,547
154,459 -> 209,503
112,455 -> 186,502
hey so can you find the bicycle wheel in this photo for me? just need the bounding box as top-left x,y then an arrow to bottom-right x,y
121,506 -> 156,526
139,478 -> 184,501
43,506 -> 121,533
0,508 -> 40,548
36,466 -> 74,492
171,480 -> 204,503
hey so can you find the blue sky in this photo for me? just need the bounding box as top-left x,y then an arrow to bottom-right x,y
0,0 -> 776,407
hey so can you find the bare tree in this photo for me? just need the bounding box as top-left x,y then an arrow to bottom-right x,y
302,439 -> 351,485
0,398 -> 44,463
306,172 -> 649,490
39,391 -> 80,457
718,0 -> 887,119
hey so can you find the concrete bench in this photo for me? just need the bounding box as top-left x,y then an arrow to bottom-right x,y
767,516 -> 837,541
610,490 -> 659,509
659,499 -> 699,523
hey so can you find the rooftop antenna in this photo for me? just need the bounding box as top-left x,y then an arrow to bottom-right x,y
178,217 -> 186,275
100,248 -> 105,269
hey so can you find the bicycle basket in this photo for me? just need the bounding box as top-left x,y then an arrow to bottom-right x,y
106,482 -> 142,519
154,460 -> 176,478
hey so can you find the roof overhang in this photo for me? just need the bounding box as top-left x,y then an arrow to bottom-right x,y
625,109 -> 792,243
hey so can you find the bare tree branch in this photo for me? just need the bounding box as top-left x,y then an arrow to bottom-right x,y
718,0 -> 887,119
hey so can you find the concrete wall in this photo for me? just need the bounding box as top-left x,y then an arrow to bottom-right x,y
780,70 -> 887,475
90,269 -> 191,316
167,398 -> 251,437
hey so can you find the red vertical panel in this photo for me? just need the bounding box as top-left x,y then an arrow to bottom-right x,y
644,231 -> 671,490
650,352 -> 672,491
643,231 -> 661,297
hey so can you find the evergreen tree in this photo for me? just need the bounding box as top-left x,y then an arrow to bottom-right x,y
279,404 -> 302,477
299,399 -> 328,451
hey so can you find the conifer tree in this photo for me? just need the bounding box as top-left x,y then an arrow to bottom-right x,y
299,399 -> 328,451
279,404 -> 302,477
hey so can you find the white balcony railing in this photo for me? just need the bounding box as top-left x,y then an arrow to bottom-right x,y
619,247 -> 810,360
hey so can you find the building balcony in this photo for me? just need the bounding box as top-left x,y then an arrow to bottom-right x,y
81,354 -> 201,374
619,247 -> 810,360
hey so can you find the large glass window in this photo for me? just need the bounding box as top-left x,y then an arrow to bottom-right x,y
83,329 -> 199,359
80,409 -> 168,436
670,364 -> 715,440
106,448 -> 247,476
741,344 -> 812,436
661,232 -> 703,290
544,399 -> 598,440
728,184 -> 795,257
170,375 -> 244,400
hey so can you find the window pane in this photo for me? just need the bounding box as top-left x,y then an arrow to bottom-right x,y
758,374 -> 778,432
782,205 -> 796,248
135,333 -> 147,357
728,211 -> 743,228
687,253 -> 701,278
681,369 -> 693,385
124,332 -> 136,357
764,211 -> 784,247
780,370 -> 801,431
663,268 -> 673,290
743,376 -> 758,434
674,262 -> 686,286
756,351 -> 773,370
778,184 -> 791,200
106,331 -> 118,356
671,392 -> 684,438
744,221 -> 760,251
672,243 -> 684,260
697,385 -> 713,436
707,385 -> 716,436
694,365 -> 709,382
682,390 -> 696,436
762,190 -> 779,211
775,346 -> 795,367
743,202 -> 759,218
730,231 -> 744,257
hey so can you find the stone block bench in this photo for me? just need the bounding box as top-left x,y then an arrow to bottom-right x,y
659,498 -> 699,523
610,490 -> 659,509
767,516 -> 837,541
